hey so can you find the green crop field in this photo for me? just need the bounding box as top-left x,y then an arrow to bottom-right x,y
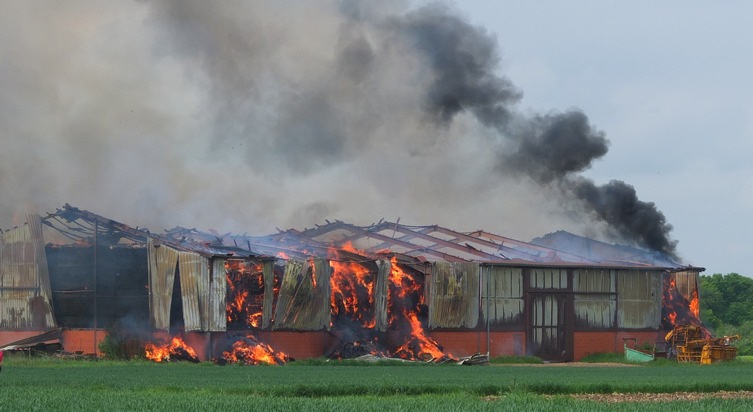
2,354 -> 753,411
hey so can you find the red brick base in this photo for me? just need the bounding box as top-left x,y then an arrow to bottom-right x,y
573,331 -> 665,360
428,331 -> 526,358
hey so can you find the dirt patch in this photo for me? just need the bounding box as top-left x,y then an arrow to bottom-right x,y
502,362 -> 638,367
484,391 -> 753,403
571,390 -> 753,403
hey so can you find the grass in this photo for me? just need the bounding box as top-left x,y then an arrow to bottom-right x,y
489,355 -> 543,364
2,353 -> 753,410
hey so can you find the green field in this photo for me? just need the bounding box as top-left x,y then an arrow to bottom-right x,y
2,354 -> 753,411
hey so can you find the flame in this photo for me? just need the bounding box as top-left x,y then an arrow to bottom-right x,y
662,273 -> 708,336
225,260 -> 270,329
393,312 -> 446,361
309,259 -> 317,289
145,336 -> 199,363
329,246 -> 375,328
387,258 -> 450,361
221,335 -> 288,365
689,290 -> 700,318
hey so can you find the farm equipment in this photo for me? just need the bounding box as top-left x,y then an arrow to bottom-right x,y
664,324 -> 739,364
623,338 -> 655,362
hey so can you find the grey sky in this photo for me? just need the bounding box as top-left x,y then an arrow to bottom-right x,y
460,1 -> 753,276
0,1 -> 749,276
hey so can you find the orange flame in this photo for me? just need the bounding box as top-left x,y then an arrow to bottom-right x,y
222,335 -> 288,365
662,274 -> 707,335
393,312 -> 446,361
387,257 -> 451,361
329,246 -> 375,327
145,336 -> 199,363
226,260 -> 268,329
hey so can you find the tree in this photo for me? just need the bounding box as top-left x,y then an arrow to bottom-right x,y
699,272 -> 753,355
700,273 -> 753,327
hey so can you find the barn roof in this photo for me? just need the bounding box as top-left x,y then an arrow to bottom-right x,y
37,205 -> 699,271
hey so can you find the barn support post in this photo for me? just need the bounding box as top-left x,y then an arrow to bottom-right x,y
93,219 -> 98,360
487,266 -> 491,356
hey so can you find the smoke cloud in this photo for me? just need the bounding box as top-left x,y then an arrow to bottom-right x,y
0,1 -> 678,258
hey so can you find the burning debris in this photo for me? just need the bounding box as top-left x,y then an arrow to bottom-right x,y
325,252 -> 453,363
144,336 -> 199,363
226,260 -> 279,329
219,334 -> 289,366
662,273 -> 705,331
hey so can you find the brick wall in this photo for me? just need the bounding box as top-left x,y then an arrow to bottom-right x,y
573,330 -> 665,360
427,331 -> 526,358
259,331 -> 332,360
61,329 -> 107,356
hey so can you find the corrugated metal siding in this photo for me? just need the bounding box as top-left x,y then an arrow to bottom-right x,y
28,214 -> 55,321
273,259 -> 331,330
261,260 -> 274,329
177,252 -> 209,331
529,268 -> 568,289
147,240 -> 178,330
573,269 -> 616,328
0,216 -> 57,330
482,266 -> 523,326
673,271 -> 698,302
373,259 -> 389,332
617,270 -> 661,329
209,258 -> 227,332
428,262 -> 479,328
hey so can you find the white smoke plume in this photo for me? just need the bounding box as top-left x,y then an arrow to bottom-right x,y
0,1 -> 676,256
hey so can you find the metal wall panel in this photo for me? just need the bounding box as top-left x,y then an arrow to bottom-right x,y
147,240 -> 178,330
673,271 -> 698,302
177,251 -> 209,331
0,216 -> 57,330
617,270 -> 661,329
482,266 -> 523,326
373,259 -> 389,331
209,259 -> 228,332
428,262 -> 479,328
273,259 -> 331,330
261,260 -> 274,329
573,269 -> 616,328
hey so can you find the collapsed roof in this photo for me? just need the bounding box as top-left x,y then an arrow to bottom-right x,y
39,204 -> 694,271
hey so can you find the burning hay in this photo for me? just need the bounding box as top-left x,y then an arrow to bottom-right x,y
325,253 -> 455,363
220,334 -> 289,365
226,260 -> 270,329
144,336 -> 199,363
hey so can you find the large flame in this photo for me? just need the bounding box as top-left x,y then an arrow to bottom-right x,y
329,243 -> 376,328
387,257 -> 449,361
662,273 -> 709,337
393,312 -> 446,361
226,260 -> 274,329
221,335 -> 289,365
145,336 -> 199,363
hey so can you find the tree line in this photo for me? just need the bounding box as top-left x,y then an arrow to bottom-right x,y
699,273 -> 753,355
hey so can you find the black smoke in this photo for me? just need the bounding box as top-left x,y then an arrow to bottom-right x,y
388,4 -> 678,256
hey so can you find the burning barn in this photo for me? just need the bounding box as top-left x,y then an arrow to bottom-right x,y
0,205 -> 704,362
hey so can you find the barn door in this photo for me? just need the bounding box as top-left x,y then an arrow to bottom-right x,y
528,293 -> 569,361
526,268 -> 573,361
